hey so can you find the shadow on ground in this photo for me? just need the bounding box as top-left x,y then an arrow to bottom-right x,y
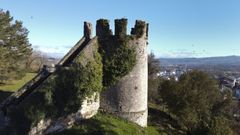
54,118 -> 118,135
0,90 -> 13,103
148,105 -> 185,135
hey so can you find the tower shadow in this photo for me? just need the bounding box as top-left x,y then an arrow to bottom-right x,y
0,90 -> 13,103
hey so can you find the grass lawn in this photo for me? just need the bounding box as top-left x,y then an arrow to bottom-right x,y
0,73 -> 37,92
56,112 -> 166,135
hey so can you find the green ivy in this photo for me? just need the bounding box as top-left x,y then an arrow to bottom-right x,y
7,41 -> 103,134
53,43 -> 103,116
7,79 -> 56,135
131,21 -> 146,38
99,36 -> 137,88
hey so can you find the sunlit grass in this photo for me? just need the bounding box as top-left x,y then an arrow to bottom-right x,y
0,73 -> 37,92
56,112 -> 165,135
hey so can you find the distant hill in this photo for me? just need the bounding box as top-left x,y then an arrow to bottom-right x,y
160,56 -> 240,66
46,52 -> 65,59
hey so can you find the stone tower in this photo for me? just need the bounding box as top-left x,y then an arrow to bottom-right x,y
98,19 -> 148,127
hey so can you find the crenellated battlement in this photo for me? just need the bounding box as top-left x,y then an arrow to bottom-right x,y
131,20 -> 149,38
114,18 -> 127,37
84,22 -> 92,39
96,19 -> 113,38
94,18 -> 148,39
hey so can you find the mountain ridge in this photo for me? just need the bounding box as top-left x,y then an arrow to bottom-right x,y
160,55 -> 240,66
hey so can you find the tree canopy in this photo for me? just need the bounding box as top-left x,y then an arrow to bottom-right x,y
158,70 -> 233,134
148,52 -> 160,78
148,52 -> 161,102
0,10 -> 32,83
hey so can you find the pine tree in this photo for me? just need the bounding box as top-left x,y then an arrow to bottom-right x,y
0,9 -> 32,83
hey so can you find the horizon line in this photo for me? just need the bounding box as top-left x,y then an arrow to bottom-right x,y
159,55 -> 240,59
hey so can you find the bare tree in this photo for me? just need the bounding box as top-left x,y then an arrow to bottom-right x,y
26,50 -> 48,72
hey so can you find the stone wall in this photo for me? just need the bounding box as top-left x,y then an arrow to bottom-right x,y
78,92 -> 99,119
29,24 -> 102,135
70,24 -> 102,120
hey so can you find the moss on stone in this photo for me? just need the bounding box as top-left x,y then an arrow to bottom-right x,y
97,19 -> 109,26
7,78 -> 57,135
96,19 -> 112,37
53,41 -> 103,116
115,19 -> 127,37
131,20 -> 146,38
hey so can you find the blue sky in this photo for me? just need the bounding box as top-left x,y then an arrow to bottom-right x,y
1,0 -> 240,58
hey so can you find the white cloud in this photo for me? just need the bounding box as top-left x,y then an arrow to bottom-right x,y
33,45 -> 70,54
32,45 -> 71,58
